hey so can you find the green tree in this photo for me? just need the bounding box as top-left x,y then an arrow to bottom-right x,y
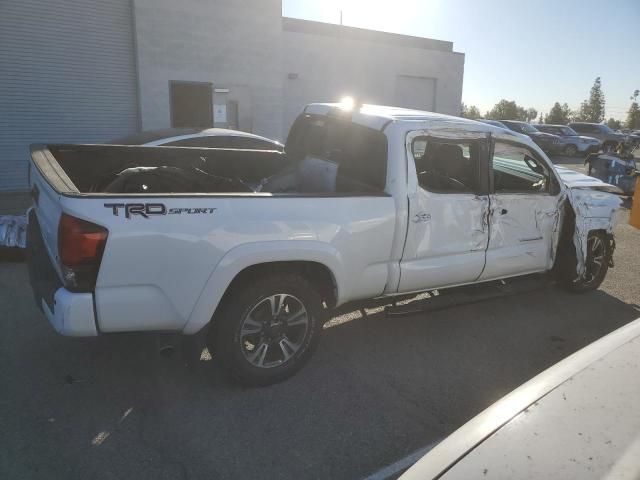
486,100 -> 538,121
486,100 -> 522,120
625,89 -> 640,129
606,118 -> 622,130
576,77 -> 606,122
544,102 -> 573,124
460,103 -> 482,119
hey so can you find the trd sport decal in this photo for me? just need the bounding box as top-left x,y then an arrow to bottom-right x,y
104,203 -> 216,219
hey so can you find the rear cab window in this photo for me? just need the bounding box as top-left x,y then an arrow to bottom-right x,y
285,114 -> 388,193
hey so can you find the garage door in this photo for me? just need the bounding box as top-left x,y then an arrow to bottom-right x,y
0,0 -> 139,192
394,75 -> 437,112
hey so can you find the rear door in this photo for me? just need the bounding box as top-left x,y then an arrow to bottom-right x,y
398,132 -> 491,292
479,140 -> 562,280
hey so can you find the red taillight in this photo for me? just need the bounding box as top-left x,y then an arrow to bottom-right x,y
58,213 -> 108,291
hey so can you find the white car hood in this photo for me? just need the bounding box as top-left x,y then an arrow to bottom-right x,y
401,318 -> 640,480
554,166 -> 623,194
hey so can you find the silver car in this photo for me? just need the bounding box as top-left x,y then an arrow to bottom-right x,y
568,123 -> 627,152
534,124 -> 601,156
111,127 -> 284,151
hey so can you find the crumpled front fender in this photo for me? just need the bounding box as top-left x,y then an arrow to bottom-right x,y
566,188 -> 624,277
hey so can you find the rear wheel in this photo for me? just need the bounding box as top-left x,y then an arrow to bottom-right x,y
210,272 -> 324,386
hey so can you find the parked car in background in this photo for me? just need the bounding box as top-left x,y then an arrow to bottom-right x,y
499,120 -> 563,154
476,119 -> 509,129
619,129 -> 640,147
111,128 -> 284,151
476,119 -> 529,140
568,122 -> 626,152
534,124 -> 601,156
401,317 -> 640,480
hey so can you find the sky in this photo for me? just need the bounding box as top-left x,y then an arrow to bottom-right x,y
282,0 -> 640,121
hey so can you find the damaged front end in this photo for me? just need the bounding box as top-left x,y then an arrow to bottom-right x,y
566,188 -> 623,277
555,167 -> 624,282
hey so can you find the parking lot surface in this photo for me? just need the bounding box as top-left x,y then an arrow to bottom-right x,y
2,157 -> 639,479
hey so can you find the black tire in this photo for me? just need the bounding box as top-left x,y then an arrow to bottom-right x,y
564,144 -> 578,157
210,271 -> 324,387
558,231 -> 611,293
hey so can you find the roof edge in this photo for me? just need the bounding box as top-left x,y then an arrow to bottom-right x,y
282,17 -> 454,53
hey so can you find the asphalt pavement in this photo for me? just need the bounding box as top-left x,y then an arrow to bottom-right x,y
1,156 -> 639,479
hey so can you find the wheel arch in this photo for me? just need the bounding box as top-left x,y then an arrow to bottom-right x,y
182,241 -> 345,334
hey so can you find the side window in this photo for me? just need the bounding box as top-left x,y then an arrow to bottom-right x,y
492,142 -> 551,194
412,138 -> 480,194
574,124 -> 594,134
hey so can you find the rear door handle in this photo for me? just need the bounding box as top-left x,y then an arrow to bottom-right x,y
413,213 -> 431,223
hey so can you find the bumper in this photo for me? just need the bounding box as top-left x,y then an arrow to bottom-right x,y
578,144 -> 601,154
41,288 -> 97,336
26,210 -> 98,336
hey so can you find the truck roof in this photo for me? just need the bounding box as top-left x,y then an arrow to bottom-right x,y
304,103 -> 501,133
304,103 -> 495,132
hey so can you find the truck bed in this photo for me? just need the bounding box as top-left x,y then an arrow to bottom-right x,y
30,143 -> 383,196
30,144 -> 293,195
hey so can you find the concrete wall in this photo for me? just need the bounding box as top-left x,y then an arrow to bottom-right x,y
281,19 -> 465,136
133,2 -> 464,142
133,0 -> 284,140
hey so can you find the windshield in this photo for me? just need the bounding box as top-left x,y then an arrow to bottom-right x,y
560,127 -> 579,136
520,123 -> 539,134
599,124 -> 615,133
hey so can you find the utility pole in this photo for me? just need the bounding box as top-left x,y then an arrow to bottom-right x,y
340,9 -> 343,25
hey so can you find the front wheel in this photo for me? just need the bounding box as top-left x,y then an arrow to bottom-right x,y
564,144 -> 578,156
561,231 -> 611,293
210,272 -> 324,386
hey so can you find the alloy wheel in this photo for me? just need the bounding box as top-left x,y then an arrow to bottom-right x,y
239,294 -> 310,368
583,235 -> 605,285
565,144 -> 578,156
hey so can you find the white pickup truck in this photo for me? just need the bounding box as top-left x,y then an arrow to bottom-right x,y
26,103 -> 623,386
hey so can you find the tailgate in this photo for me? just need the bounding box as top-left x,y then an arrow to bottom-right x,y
25,209 -> 63,312
28,148 -> 66,279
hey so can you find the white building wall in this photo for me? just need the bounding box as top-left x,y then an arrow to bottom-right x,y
133,0 -> 284,140
281,19 -> 465,136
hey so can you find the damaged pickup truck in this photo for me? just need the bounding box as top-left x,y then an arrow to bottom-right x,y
26,103 -> 623,386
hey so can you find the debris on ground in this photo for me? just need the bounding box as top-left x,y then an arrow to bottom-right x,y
0,215 -> 27,248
